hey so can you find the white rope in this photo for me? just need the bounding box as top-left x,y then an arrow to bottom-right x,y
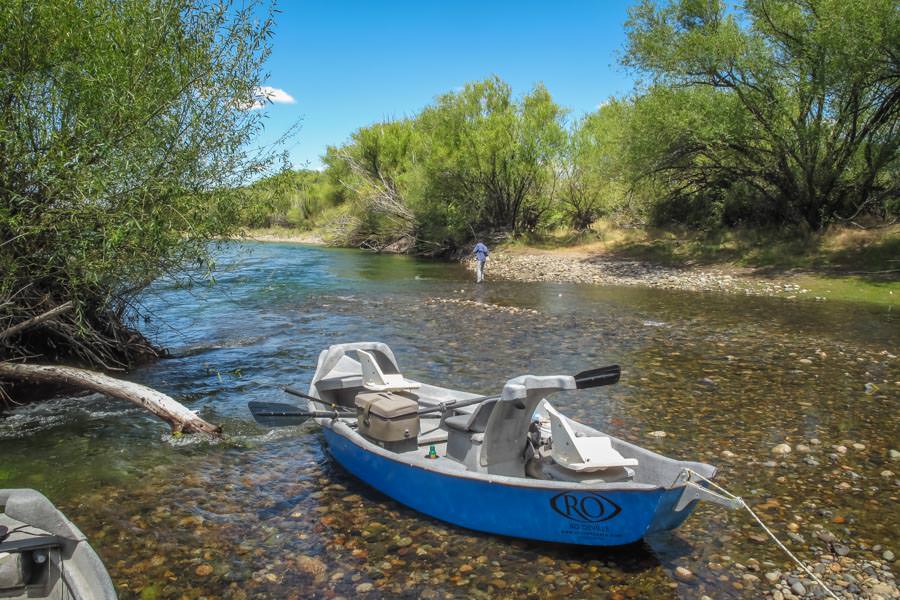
684,468 -> 842,600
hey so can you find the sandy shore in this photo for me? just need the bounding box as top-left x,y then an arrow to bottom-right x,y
241,231 -> 326,245
464,250 -> 807,298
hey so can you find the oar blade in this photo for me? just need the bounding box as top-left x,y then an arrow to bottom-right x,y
248,401 -> 311,427
573,365 -> 621,389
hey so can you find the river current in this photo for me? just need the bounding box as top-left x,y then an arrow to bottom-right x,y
1,242 -> 897,599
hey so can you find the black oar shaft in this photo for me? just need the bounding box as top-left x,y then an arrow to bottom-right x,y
254,410 -> 349,419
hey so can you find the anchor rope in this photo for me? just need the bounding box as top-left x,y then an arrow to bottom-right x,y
684,468 -> 841,600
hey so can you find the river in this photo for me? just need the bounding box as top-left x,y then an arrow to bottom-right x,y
1,242 -> 897,599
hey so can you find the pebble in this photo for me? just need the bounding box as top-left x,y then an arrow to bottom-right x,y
851,442 -> 866,450
765,570 -> 781,583
195,564 -> 214,577
890,449 -> 900,461
796,444 -> 811,453
674,566 -> 693,581
772,443 -> 792,455
884,550 -> 895,562
295,555 -> 326,580
721,450 -> 735,458
881,470 -> 894,478
648,430 -> 667,437
791,581 -> 806,595
355,583 -> 374,593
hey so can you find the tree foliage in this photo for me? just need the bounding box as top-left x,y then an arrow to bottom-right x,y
624,0 -> 900,229
255,0 -> 899,253
0,0 -> 284,367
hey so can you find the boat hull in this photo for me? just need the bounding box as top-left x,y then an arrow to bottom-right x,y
323,428 -> 696,546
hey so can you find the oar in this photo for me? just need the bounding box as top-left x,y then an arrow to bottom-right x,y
255,365 -> 622,425
415,364 -> 622,415
248,401 -> 354,427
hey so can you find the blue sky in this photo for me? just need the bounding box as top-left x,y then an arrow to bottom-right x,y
255,1 -> 638,169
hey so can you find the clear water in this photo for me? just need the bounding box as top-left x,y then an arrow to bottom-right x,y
1,242 -> 897,599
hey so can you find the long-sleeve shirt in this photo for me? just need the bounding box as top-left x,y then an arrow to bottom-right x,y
473,242 -> 489,262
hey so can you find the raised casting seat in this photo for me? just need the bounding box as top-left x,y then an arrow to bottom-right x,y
357,349 -> 420,392
544,403 -> 638,472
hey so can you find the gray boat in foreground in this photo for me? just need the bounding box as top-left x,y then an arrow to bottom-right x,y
0,488 -> 116,599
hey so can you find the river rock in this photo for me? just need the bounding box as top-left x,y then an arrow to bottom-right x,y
648,430 -> 667,438
890,449 -> 900,461
772,443 -> 792,455
355,583 -> 374,593
296,555 -> 327,581
765,571 -> 781,583
674,566 -> 693,581
791,581 -> 806,595
884,550 -> 895,562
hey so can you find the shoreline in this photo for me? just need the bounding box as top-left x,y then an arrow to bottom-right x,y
464,252 -> 803,298
464,252 -> 898,305
239,231 -> 897,305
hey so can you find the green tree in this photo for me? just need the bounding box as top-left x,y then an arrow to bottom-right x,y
624,0 -> 900,229
563,100 -> 636,229
0,0 -> 286,368
418,78 -> 567,238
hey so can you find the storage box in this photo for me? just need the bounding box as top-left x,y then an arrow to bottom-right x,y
354,391 -> 420,452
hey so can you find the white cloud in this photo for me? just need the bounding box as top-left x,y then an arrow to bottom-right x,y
244,86 -> 296,110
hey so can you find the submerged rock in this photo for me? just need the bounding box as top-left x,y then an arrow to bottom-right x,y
772,443 -> 792,455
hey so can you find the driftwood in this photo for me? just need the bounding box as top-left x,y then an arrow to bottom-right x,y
1,303 -> 222,437
0,362 -> 222,436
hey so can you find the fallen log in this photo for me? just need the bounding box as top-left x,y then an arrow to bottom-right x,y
0,362 -> 222,437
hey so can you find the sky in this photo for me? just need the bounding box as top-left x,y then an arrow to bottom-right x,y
254,1 -> 639,169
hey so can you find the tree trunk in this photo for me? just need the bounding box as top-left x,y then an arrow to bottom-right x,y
0,362 -> 222,437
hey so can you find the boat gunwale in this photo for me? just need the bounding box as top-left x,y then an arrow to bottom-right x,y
319,418 -> 701,494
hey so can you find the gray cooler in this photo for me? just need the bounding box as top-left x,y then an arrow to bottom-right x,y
354,391 -> 420,452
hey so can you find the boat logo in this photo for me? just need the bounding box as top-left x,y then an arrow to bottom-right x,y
550,492 -> 622,523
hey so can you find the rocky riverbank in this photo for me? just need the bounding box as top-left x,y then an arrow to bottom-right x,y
465,252 -> 820,298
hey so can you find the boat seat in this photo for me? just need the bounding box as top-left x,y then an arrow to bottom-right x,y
443,398 -> 497,433
357,350 -> 420,392
544,403 -> 638,472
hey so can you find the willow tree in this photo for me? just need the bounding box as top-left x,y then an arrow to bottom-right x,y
418,78 -> 567,238
624,0 -> 900,229
0,0 -> 284,372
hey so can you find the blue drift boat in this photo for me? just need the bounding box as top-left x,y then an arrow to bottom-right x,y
250,342 -> 738,546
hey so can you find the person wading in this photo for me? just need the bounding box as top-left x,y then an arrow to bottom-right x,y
473,240 -> 489,283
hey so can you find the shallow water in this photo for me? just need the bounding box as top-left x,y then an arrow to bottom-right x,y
1,242 -> 897,599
